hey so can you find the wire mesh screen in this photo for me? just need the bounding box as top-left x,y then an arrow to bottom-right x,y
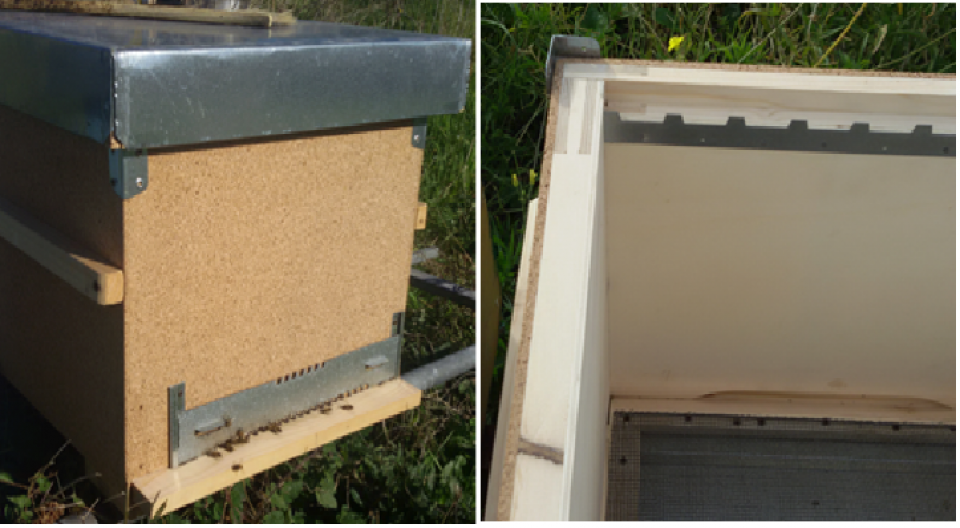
606,412 -> 956,521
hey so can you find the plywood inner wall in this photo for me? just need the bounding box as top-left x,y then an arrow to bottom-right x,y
124,124 -> 422,480
605,144 -> 955,406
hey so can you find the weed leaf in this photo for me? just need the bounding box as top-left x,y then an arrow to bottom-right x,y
262,510 -> 285,524
582,5 -> 609,32
269,493 -> 288,511
229,482 -> 245,524
655,7 -> 675,28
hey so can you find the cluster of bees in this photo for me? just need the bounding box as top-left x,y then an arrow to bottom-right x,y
203,384 -> 370,460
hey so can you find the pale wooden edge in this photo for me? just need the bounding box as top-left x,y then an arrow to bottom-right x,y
583,60 -> 954,134
505,78 -> 607,520
0,195 -> 123,305
558,80 -> 606,521
132,379 -> 421,517
495,58 -> 567,522
415,202 -> 427,230
563,61 -> 956,95
485,197 -> 538,521
610,393 -> 956,425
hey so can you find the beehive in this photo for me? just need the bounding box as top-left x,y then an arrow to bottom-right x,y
489,53 -> 955,521
0,12 -> 469,512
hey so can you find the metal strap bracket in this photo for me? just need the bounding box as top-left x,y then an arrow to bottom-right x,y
545,35 -> 601,93
412,118 -> 427,149
109,148 -> 149,199
167,330 -> 402,467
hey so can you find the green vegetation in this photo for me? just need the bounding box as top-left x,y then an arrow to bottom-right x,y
480,1 -> 955,511
2,0 -> 475,523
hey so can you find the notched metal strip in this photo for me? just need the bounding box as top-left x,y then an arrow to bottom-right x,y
168,335 -> 401,467
604,112 -> 956,157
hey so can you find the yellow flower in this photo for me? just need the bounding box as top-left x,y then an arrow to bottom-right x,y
529,169 -> 537,186
668,36 -> 684,52
511,173 -> 518,187
897,3 -> 902,15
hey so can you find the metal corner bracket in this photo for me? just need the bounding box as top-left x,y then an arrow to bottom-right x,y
109,148 -> 149,199
412,118 -> 427,149
545,35 -> 601,93
391,311 -> 405,338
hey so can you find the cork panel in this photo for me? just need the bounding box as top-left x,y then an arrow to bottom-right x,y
0,105 -> 126,496
123,123 -> 422,480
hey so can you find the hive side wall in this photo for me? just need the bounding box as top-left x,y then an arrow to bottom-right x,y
605,145 -> 956,404
0,104 -> 127,496
122,124 -> 422,480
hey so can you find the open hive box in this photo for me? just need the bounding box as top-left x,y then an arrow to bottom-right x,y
0,12 -> 469,514
489,46 -> 955,521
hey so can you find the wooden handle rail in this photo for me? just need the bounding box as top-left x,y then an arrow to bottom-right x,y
0,0 -> 297,27
415,202 -> 427,230
0,196 -> 123,305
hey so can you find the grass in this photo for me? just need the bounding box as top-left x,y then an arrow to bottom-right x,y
1,0 -> 475,523
480,1 -> 955,514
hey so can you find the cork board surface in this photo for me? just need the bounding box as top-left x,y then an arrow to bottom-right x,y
0,104 -> 127,496
123,123 -> 422,480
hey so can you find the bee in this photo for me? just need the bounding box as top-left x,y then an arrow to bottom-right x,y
231,464 -> 242,472
341,404 -> 354,411
268,422 -> 283,433
205,449 -> 222,459
234,429 -> 249,444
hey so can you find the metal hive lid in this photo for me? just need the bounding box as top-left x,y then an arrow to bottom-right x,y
0,11 -> 471,148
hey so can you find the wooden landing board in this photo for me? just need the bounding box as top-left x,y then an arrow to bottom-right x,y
0,195 -> 123,305
132,379 -> 421,517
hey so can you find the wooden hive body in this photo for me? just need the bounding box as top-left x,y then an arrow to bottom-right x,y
489,59 -> 956,521
0,13 -> 470,512
0,103 -> 422,501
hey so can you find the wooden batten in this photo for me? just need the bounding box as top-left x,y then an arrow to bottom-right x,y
0,0 -> 297,27
0,195 -> 123,305
415,202 -> 427,230
491,59 -> 956,521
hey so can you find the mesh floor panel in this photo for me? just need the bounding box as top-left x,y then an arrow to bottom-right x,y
607,413 -> 956,521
